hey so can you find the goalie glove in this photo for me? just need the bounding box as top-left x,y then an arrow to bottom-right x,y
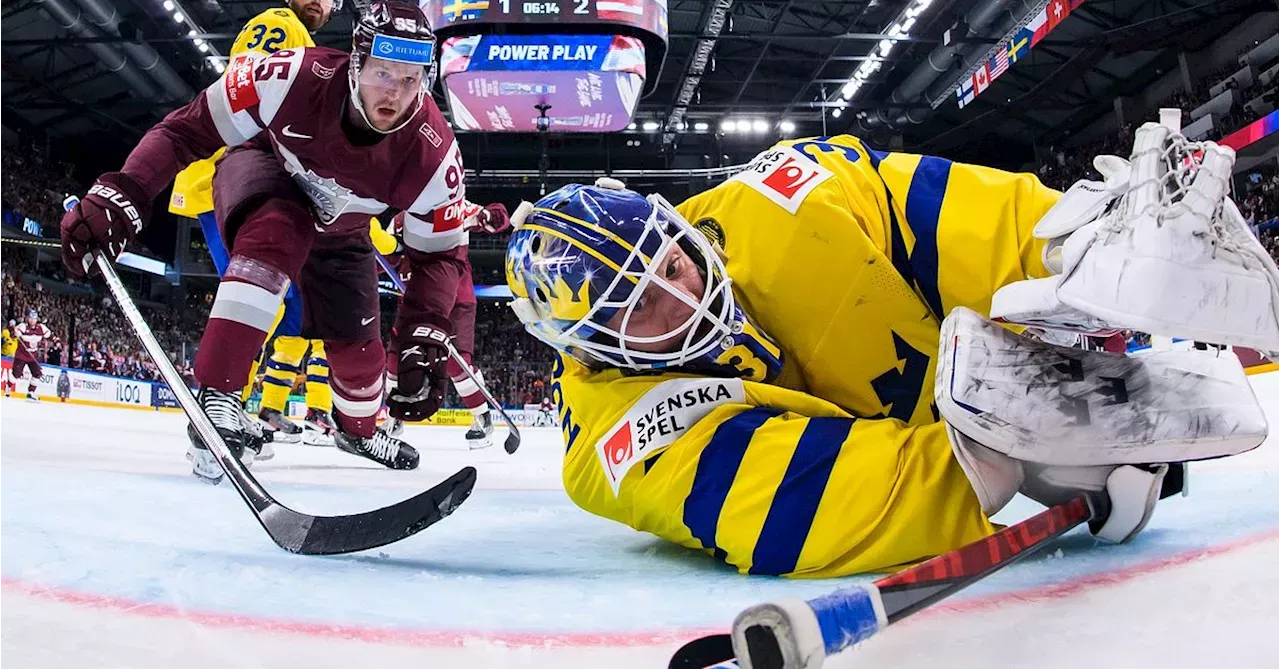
991,119 -> 1279,354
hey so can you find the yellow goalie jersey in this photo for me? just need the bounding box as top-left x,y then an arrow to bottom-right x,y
552,135 -> 1062,578
168,8 -> 314,217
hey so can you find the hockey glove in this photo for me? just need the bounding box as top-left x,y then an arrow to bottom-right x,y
388,323 -> 451,421
466,203 -> 510,234
60,172 -> 150,276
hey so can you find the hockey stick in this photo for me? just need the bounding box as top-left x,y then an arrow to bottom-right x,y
669,495 -> 1098,669
376,253 -> 521,454
72,200 -> 476,555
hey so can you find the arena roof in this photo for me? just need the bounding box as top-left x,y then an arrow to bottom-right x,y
2,0 -> 1273,176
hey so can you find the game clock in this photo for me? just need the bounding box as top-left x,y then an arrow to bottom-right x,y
422,0 -> 668,44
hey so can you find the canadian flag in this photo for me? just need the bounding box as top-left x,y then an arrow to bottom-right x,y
973,64 -> 991,94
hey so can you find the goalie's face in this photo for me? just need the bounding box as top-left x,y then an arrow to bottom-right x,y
355,58 -> 425,131
602,242 -> 706,354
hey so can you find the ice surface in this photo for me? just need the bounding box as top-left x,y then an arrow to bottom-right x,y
2,373 -> 1277,668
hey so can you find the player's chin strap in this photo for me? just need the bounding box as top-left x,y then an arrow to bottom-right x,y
375,253 -> 521,454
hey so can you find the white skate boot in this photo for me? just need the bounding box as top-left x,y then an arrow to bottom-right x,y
185,388 -> 250,484
303,407 -> 336,446
465,411 -> 494,450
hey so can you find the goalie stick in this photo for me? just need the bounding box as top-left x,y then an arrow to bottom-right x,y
669,495 -> 1099,669
72,198 -> 476,555
376,253 -> 521,454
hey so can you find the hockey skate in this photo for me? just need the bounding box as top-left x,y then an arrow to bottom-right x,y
241,409 -> 275,461
465,411 -> 494,450
25,392 -> 39,402
333,421 -> 420,470
185,388 -> 251,484
303,407 -> 336,446
379,416 -> 405,438
258,407 -> 303,444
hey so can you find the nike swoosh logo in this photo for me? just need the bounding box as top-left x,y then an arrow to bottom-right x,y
361,316 -> 376,325
281,125 -> 312,140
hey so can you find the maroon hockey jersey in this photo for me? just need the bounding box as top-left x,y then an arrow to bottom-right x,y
13,323 -> 51,362
117,46 -> 468,326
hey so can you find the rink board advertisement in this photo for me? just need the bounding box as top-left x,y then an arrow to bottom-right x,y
440,34 -> 645,132
1,357 -> 153,408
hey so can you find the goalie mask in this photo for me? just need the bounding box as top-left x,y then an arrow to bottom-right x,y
349,1 -> 436,134
505,179 -> 783,383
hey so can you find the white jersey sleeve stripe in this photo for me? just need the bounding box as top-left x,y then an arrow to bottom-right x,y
205,55 -> 265,146
253,49 -> 306,127
402,215 -> 467,253
408,139 -> 463,214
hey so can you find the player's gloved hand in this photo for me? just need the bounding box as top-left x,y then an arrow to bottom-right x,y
59,172 -> 150,276
466,203 -> 510,234
388,322 -> 451,421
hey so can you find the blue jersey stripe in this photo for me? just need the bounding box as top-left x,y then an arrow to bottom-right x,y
903,157 -> 952,319
749,417 -> 855,575
683,407 -> 783,557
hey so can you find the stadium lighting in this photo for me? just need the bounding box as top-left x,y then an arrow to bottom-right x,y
627,122 -> 637,130
693,121 -> 709,132
194,38 -> 205,46
751,120 -> 768,133
835,0 -> 933,106
199,43 -> 210,53
642,121 -> 659,131
719,120 -> 732,133
188,28 -> 197,36
172,11 -> 184,22
163,0 -> 175,9
832,108 -> 842,118
779,120 -> 796,133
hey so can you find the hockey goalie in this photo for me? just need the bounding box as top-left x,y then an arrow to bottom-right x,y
503,115 -> 1277,577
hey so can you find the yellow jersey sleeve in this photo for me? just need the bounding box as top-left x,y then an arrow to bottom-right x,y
552,354 -> 993,578
1,329 -> 17,357
369,217 -> 400,256
169,9 -> 315,218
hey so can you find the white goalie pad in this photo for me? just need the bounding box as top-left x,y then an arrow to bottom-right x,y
936,307 -> 1268,467
992,119 -> 1280,354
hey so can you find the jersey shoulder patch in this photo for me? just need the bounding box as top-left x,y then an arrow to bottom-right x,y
730,144 -> 835,215
596,377 -> 747,495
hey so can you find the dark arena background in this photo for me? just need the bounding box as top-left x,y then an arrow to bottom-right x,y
2,1 -> 1277,667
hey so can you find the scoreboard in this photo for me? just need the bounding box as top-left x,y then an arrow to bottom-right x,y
424,0 -> 668,43
422,0 -> 668,132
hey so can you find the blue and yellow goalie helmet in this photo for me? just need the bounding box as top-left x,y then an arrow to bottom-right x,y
505,178 -> 782,381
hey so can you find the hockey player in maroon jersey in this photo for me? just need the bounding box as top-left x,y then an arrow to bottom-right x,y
380,202 -> 508,448
60,2 -> 470,482
12,310 -> 52,402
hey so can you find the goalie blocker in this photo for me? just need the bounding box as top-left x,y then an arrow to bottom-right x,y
937,307 -> 1268,542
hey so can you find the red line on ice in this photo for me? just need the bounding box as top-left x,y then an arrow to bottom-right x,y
3,528 -> 1275,649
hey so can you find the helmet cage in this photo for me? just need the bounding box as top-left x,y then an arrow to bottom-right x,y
523,194 -> 741,371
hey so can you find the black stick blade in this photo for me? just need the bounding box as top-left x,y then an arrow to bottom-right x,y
669,633 -> 734,669
266,466 -> 477,555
